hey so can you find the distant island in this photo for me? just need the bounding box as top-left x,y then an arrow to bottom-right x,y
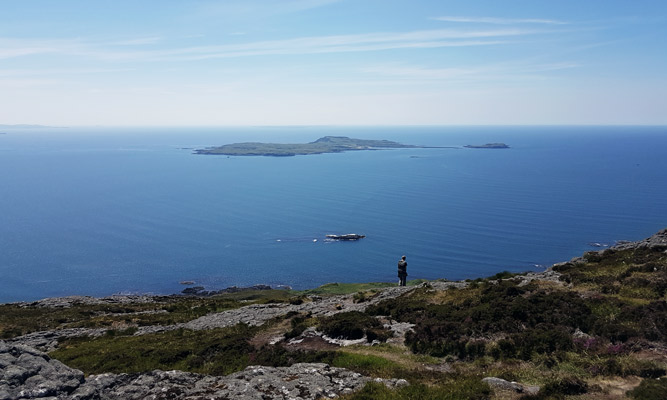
195,136 -> 446,157
464,143 -> 510,149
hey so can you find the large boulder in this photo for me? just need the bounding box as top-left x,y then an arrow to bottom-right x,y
0,341 -> 84,399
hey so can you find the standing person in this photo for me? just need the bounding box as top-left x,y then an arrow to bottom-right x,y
397,255 -> 408,286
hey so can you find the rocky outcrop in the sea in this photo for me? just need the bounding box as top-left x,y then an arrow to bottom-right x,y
181,284 -> 273,296
611,228 -> 667,251
0,341 -> 407,400
567,228 -> 667,264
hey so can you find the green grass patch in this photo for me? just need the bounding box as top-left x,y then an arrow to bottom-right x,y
300,280 -> 428,297
301,282 -> 396,296
339,376 -> 491,400
50,324 -> 257,375
331,352 -> 402,378
627,378 -> 667,399
50,323 -> 341,376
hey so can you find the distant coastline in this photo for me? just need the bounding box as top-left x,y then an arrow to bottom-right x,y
464,143 -> 510,149
0,124 -> 65,129
195,136 -> 450,156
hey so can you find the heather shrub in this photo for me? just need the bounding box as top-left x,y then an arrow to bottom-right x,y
319,311 -> 390,342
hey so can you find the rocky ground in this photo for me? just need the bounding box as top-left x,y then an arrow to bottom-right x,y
1,273 -> 563,399
6,281 -> 474,353
5,229 -> 666,399
1,341 -> 408,400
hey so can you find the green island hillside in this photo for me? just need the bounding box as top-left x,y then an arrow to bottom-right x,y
194,136 -> 447,156
2,229 -> 667,399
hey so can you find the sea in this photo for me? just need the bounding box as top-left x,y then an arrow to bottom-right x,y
1,125 -> 666,303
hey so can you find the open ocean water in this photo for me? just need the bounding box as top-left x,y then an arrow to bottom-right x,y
0,125 -> 666,302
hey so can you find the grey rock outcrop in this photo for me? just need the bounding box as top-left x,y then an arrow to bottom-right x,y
1,341 -> 406,399
611,228 -> 667,251
182,284 -> 424,331
17,295 -> 157,309
8,328 -> 110,353
482,377 -> 540,395
8,284 -> 426,351
6,281 -> 485,353
568,228 -> 667,264
0,341 -> 84,399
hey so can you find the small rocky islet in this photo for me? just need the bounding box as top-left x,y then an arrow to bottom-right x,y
2,229 -> 667,399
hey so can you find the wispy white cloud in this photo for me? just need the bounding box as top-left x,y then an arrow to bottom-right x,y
0,78 -> 62,88
277,0 -> 342,13
0,28 -> 532,62
0,68 -> 133,77
111,37 -> 162,46
0,38 -> 86,60
91,28 -> 529,61
192,0 -> 342,20
434,16 -> 568,25
361,60 -> 579,86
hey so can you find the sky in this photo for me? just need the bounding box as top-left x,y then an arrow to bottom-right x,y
1,0 -> 666,126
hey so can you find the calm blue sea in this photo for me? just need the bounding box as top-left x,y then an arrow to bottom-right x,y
1,126 -> 666,302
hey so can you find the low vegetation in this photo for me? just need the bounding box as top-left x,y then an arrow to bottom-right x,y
367,278 -> 667,362
0,289 -> 297,339
319,311 -> 392,342
627,378 -> 667,399
554,246 -> 667,301
5,239 -> 667,398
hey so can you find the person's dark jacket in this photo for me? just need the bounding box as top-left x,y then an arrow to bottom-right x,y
398,260 -> 407,277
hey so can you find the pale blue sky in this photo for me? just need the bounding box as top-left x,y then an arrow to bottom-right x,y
1,0 -> 666,126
